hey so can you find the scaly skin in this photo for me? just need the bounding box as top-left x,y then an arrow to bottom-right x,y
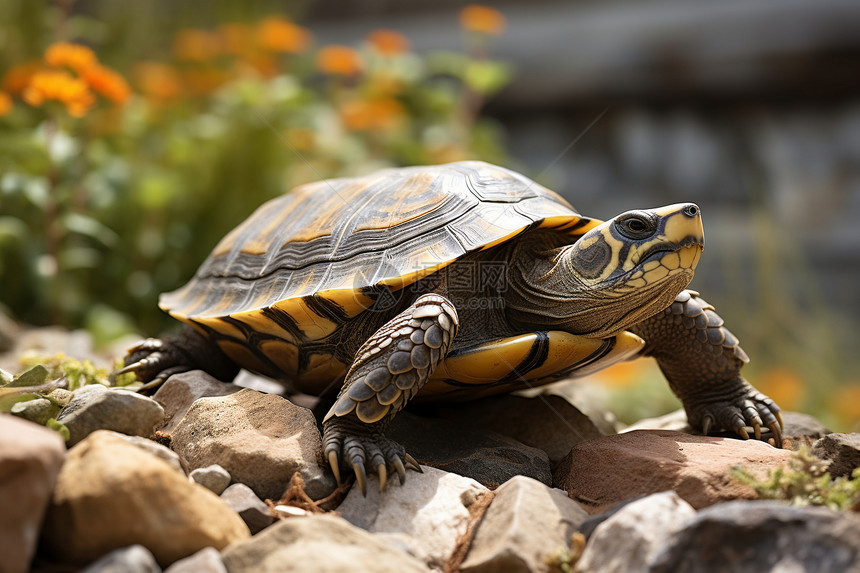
321,293 -> 458,494
629,290 -> 783,444
116,325 -> 238,392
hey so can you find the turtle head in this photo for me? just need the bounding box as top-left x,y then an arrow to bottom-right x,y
555,203 -> 704,337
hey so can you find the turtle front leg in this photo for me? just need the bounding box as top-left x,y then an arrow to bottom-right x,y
629,290 -> 783,446
117,325 -> 239,391
323,293 -> 458,494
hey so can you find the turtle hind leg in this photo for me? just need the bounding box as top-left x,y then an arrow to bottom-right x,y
322,293 -> 458,495
630,290 -> 783,446
117,325 -> 239,392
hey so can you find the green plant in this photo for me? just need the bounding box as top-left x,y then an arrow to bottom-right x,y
732,446 -> 860,511
0,3 -> 511,339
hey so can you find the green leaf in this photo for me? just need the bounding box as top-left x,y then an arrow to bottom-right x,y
61,213 -> 119,247
46,418 -> 70,441
11,365 -> 48,387
463,61 -> 512,95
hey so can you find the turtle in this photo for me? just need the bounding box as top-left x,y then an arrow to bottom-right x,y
121,160 -> 783,494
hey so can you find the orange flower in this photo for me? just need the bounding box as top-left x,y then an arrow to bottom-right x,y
459,5 -> 506,35
173,29 -> 222,62
258,16 -> 313,54
756,368 -> 805,412
3,62 -> 41,95
339,98 -> 404,132
367,30 -> 410,56
316,46 -> 363,76
82,64 -> 131,104
830,383 -> 860,428
219,23 -> 253,56
23,69 -> 95,117
44,42 -> 98,72
0,91 -> 12,116
134,62 -> 183,101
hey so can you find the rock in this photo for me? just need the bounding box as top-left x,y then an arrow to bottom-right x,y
388,411 -> 552,487
460,475 -> 589,573
577,495 -> 646,540
623,409 -> 831,445
169,388 -> 335,501
163,547 -> 226,573
0,415 -> 66,573
336,465 -> 489,570
621,408 -> 690,434
221,514 -> 431,573
220,483 -> 275,534
57,384 -> 165,446
575,491 -> 697,573
152,370 -> 240,434
190,464 -> 231,495
552,430 -> 792,514
81,545 -> 160,573
520,377 -> 621,435
116,434 -> 185,475
422,394 -> 603,466
813,433 -> 860,478
41,430 -> 250,567
649,501 -> 860,573
233,369 -> 289,395
10,397 -> 59,425
781,411 -> 831,442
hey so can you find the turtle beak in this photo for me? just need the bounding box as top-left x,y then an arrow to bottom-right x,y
652,203 -> 704,251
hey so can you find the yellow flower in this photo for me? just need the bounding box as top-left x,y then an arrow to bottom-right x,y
316,46 -> 363,76
173,29 -> 222,62
0,91 -> 12,116
459,5 -> 506,35
82,64 -> 131,104
258,16 -> 313,54
44,42 -> 98,72
339,98 -> 404,132
134,62 -> 183,101
367,30 -> 410,56
23,69 -> 95,117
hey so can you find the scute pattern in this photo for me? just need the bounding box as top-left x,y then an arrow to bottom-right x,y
160,161 -> 593,322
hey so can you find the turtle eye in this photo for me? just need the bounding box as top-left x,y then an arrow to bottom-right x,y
615,212 -> 657,240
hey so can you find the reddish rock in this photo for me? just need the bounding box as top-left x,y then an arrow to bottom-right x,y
0,415 -> 66,573
41,430 -> 249,566
552,430 -> 791,514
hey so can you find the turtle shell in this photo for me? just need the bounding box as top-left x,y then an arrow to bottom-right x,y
161,161 -> 601,381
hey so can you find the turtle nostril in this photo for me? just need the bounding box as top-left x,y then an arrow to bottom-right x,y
683,204 -> 700,217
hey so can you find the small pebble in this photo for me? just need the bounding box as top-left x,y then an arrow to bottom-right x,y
189,464 -> 232,495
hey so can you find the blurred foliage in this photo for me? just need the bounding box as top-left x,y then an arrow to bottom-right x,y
0,1 -> 510,338
732,446 -> 860,511
0,352 -> 136,438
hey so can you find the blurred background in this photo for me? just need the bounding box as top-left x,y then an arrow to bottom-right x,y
0,0 -> 858,431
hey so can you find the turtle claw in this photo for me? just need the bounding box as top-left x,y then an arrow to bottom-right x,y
322,424 -> 419,496
701,415 -> 714,436
768,420 -> 783,447
377,465 -> 387,493
405,453 -> 423,473
735,426 -> 750,440
328,451 -> 342,486
752,420 -> 762,441
393,458 -> 406,484
353,461 -> 367,496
